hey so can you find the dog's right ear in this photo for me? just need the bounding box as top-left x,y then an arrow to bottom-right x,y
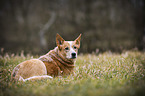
56,33 -> 65,50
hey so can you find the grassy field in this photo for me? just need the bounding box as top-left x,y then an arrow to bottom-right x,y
0,51 -> 145,96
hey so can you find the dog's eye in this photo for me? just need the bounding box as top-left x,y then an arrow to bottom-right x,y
74,46 -> 77,49
65,47 -> 69,50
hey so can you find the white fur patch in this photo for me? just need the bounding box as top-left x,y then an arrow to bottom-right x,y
66,41 -> 77,59
19,75 -> 53,82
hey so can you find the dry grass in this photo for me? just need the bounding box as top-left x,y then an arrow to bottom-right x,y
0,51 -> 145,96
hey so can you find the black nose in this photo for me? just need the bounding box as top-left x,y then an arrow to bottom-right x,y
71,53 -> 76,58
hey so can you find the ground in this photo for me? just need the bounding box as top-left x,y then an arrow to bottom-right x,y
0,51 -> 145,96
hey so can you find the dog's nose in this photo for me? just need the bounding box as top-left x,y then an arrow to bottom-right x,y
71,53 -> 76,58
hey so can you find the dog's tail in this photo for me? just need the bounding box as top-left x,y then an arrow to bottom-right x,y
19,75 -> 53,82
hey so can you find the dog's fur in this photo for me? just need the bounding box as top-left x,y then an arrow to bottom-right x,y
11,33 -> 81,81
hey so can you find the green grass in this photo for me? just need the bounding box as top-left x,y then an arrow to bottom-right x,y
0,51 -> 145,96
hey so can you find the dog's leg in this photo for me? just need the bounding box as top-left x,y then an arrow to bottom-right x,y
19,75 -> 53,82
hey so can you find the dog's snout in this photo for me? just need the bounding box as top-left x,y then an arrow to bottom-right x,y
71,53 -> 76,58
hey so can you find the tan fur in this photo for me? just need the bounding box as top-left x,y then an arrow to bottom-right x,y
11,33 -> 81,81
11,59 -> 47,81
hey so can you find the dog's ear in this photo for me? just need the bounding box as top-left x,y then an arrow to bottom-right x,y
74,34 -> 82,48
56,33 -> 65,50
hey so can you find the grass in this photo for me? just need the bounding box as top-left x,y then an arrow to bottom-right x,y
0,51 -> 145,96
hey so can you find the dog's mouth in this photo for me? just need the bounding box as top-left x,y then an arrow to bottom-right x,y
71,56 -> 76,59
66,56 -> 77,60
65,52 -> 77,60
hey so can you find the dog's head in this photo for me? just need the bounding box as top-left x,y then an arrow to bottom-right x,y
56,33 -> 81,60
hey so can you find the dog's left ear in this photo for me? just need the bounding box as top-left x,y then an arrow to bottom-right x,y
75,34 -> 82,48
56,33 -> 65,50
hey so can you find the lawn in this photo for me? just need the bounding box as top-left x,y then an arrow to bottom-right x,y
0,51 -> 145,96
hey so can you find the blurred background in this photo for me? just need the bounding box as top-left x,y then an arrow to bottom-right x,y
0,0 -> 145,55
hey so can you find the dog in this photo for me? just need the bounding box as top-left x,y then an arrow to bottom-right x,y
11,33 -> 81,81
